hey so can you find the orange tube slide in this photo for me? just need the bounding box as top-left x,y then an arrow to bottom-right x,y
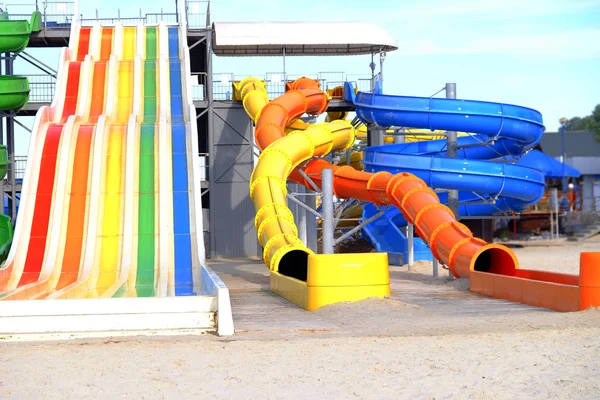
241,77 -> 519,280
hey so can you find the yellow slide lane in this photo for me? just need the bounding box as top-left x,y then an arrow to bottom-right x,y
93,27 -> 136,296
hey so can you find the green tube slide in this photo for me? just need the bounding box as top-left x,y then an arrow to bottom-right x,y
0,76 -> 30,111
0,11 -> 40,52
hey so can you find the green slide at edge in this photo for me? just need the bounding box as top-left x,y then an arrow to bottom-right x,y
0,76 -> 30,111
0,11 -> 41,52
0,146 -> 11,265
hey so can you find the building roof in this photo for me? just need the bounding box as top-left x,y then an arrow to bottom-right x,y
540,130 -> 600,158
212,21 -> 398,56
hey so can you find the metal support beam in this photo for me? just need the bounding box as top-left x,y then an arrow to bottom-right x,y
19,51 -> 57,77
13,117 -> 32,133
334,210 -> 384,245
407,222 -> 414,271
321,168 -> 334,254
433,258 -> 439,278
445,83 -> 459,219
189,36 -> 206,50
286,192 -> 322,219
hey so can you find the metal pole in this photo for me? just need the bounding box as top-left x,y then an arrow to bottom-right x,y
445,83 -> 459,219
367,124 -> 384,147
394,128 -> 405,144
560,123 -> 567,193
321,168 -> 334,254
282,47 -> 286,79
407,222 -> 414,271
379,48 -> 385,90
433,258 -> 438,278
5,54 -> 16,222
370,53 -> 376,91
296,185 -> 307,246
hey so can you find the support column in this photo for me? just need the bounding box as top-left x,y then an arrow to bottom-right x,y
445,83 -> 459,219
367,124 -> 384,147
407,222 -> 414,271
5,54 -> 16,222
321,168 -> 334,254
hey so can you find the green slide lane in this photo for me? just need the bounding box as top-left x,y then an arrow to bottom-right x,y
135,26 -> 158,297
0,76 -> 30,111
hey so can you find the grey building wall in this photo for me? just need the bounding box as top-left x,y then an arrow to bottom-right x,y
208,101 -> 261,258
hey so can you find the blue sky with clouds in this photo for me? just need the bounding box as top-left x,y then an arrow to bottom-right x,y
11,0 -> 600,154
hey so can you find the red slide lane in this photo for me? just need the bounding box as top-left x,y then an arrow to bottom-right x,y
15,31 -> 90,287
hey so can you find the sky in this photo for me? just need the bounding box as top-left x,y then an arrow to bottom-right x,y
10,0 -> 600,155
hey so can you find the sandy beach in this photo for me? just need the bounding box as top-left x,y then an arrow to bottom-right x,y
1,238 -> 599,399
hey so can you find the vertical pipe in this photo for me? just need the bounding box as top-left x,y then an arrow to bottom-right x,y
394,128 -> 405,144
305,191 -> 318,253
5,54 -> 16,222
367,124 -> 384,147
561,123 -> 567,193
296,185 -> 307,246
433,258 -> 438,278
282,47 -> 286,79
321,168 -> 334,254
445,83 -> 459,219
407,222 -> 414,271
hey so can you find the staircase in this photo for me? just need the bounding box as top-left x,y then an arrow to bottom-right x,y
568,223 -> 600,241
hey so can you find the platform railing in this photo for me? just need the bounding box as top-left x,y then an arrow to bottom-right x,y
80,11 -> 178,26
13,156 -> 27,180
190,72 -> 207,101
185,0 -> 210,29
213,71 -> 375,100
25,74 -> 56,103
5,1 -> 75,30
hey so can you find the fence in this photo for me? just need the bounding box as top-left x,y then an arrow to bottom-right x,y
185,0 -> 210,29
80,11 -> 177,26
214,71 -> 375,100
13,156 -> 27,180
26,74 -> 56,103
4,1 -> 76,30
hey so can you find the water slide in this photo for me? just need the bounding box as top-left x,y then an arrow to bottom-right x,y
236,77 -> 599,312
0,16 -> 215,305
342,82 -> 581,262
235,76 -> 525,306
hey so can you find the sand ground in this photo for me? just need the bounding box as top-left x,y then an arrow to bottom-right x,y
1,237 -> 599,399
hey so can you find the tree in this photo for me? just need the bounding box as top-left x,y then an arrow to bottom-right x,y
565,104 -> 600,140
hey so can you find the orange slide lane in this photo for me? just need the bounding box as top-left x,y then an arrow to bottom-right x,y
252,77 -> 517,280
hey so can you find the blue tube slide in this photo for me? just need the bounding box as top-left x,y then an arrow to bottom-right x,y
342,81 -> 561,264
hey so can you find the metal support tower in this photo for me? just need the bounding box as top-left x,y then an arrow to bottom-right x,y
445,83 -> 459,219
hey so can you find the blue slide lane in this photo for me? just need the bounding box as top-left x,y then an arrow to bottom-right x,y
168,26 -> 194,295
343,81 -> 578,264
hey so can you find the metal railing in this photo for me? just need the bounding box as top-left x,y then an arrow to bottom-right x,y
13,156 -> 27,180
191,72 -> 207,101
185,0 -> 210,29
4,1 -> 76,30
213,71 -> 375,100
80,10 -> 177,26
26,74 -> 56,103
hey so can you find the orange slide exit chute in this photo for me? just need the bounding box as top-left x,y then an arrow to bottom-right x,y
241,76 -> 518,280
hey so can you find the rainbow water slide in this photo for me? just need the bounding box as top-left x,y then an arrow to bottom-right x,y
0,17 -> 211,303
